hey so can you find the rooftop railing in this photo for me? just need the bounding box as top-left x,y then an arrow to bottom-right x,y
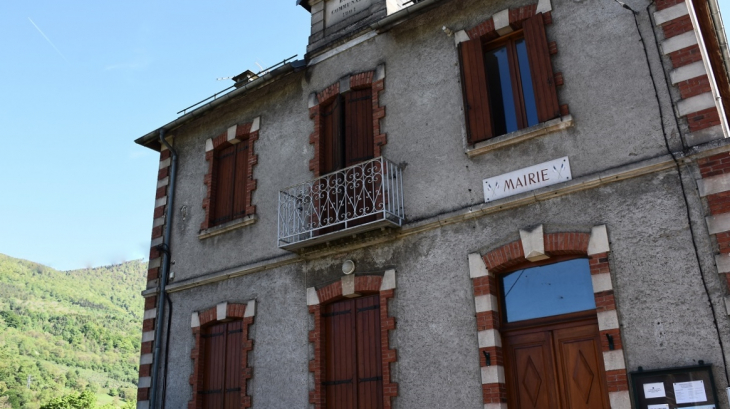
278,156 -> 405,250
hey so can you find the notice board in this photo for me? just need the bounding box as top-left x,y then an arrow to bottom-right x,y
630,364 -> 719,409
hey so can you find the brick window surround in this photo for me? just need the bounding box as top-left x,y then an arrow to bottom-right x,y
189,301 -> 256,409
459,4 -> 570,146
201,118 -> 260,232
468,226 -> 629,409
308,66 -> 386,177
306,273 -> 398,408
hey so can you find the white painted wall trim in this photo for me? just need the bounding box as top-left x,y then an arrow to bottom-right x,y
380,269 -> 397,290
468,253 -> 489,278
677,92 -> 716,116
591,273 -> 613,293
481,366 -> 506,384
588,225 -> 610,255
603,350 -> 626,371
244,299 -> 256,317
216,302 -> 228,321
609,390 -> 631,409
520,224 -> 549,261
191,312 -> 200,328
307,287 -> 320,306
706,212 -> 730,234
698,172 -> 730,196
478,329 -> 502,348
661,31 -> 698,55
670,61 -> 707,84
597,310 -> 619,331
654,2 -> 689,25
475,294 -> 499,313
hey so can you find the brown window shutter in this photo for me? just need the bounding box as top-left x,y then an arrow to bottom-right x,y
324,299 -> 357,409
523,13 -> 561,123
231,141 -> 249,220
355,295 -> 383,409
345,88 -> 374,167
322,96 -> 345,174
213,144 -> 237,226
201,322 -> 228,409
224,321 -> 243,409
459,37 -> 493,144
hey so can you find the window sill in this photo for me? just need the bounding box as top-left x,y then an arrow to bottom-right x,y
466,115 -> 574,158
198,215 -> 258,240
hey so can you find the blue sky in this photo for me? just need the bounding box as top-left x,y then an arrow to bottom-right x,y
0,1 -> 309,270
0,1 -> 729,271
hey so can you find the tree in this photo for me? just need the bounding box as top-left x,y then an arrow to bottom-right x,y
39,390 -> 96,409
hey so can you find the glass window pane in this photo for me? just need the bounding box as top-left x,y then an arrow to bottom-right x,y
502,259 -> 596,323
484,46 -> 518,135
515,39 -> 538,127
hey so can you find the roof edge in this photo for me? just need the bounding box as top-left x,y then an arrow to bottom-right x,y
134,59 -> 306,150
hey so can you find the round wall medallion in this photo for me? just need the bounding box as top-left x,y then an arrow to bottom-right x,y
342,260 -> 356,275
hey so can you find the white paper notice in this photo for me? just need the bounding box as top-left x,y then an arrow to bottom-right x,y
674,380 -> 708,404
644,382 -> 667,398
647,404 -> 669,409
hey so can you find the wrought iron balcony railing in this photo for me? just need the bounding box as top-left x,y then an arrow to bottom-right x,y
278,156 -> 405,250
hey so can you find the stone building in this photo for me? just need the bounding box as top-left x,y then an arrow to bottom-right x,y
132,0 -> 730,407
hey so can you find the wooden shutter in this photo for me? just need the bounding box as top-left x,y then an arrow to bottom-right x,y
231,141 -> 249,221
224,321 -> 242,409
355,295 -> 383,409
523,13 -> 560,123
322,95 -> 344,174
344,88 -> 374,167
201,322 -> 228,409
459,37 -> 493,144
213,145 -> 237,225
324,299 -> 357,409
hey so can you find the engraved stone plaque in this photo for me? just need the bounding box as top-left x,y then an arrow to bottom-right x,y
325,0 -> 375,28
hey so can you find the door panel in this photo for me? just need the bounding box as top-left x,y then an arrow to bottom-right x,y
505,331 -> 559,409
553,325 -> 610,409
504,320 -> 609,409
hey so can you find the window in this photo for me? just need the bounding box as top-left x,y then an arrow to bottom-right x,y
320,88 -> 374,174
322,295 -> 383,409
500,258 -> 596,323
211,139 -> 249,226
200,120 -> 259,234
199,320 -> 244,408
459,13 -> 560,143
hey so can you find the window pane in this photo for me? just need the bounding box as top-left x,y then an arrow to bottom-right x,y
515,39 -> 538,127
502,259 -> 596,323
484,46 -> 518,135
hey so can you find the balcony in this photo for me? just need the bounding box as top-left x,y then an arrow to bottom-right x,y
278,157 -> 405,250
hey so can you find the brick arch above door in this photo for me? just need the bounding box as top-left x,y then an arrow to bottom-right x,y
467,226 -> 632,409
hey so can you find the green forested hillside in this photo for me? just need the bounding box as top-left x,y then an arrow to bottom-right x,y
0,254 -> 146,408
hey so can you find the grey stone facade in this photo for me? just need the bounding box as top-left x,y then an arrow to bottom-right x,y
134,0 -> 730,407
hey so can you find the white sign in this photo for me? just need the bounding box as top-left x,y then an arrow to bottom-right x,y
644,382 -> 667,399
674,380 -> 708,404
325,0 -> 374,27
647,404 -> 669,409
483,157 -> 572,202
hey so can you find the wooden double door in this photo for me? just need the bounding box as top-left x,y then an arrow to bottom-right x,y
503,316 -> 610,409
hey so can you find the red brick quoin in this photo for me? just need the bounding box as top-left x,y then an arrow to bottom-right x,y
471,232 -> 628,405
308,68 -> 387,177
188,303 -> 254,409
200,121 -> 259,231
699,152 -> 730,291
308,275 -> 398,409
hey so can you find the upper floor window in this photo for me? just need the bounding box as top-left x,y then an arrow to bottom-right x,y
320,88 -> 374,174
211,140 -> 249,226
459,13 -> 560,143
200,119 -> 259,235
